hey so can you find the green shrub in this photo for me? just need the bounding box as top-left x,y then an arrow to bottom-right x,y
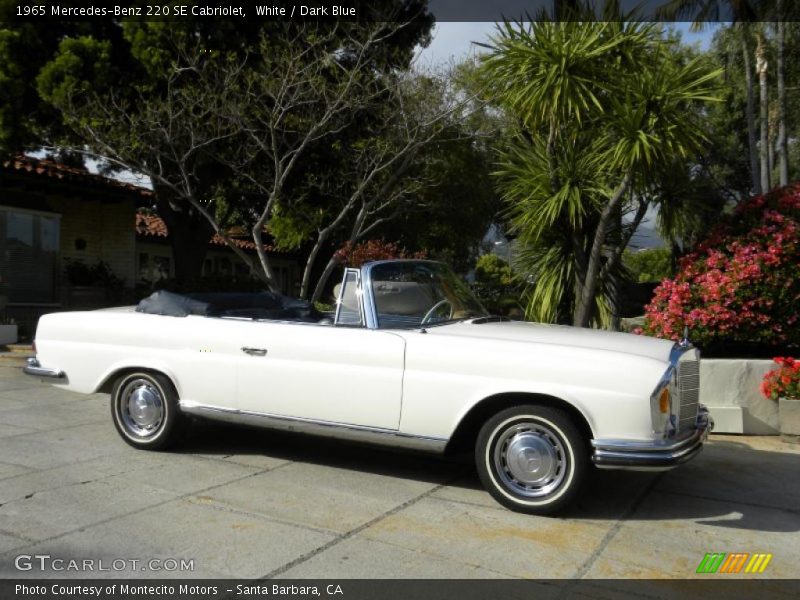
472,254 -> 523,316
623,248 -> 673,283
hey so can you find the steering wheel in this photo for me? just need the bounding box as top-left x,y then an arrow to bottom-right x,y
420,299 -> 453,325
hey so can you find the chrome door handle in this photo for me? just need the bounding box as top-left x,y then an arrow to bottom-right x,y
241,347 -> 267,356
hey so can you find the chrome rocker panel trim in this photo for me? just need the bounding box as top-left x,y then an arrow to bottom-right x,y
23,357 -> 65,379
591,406 -> 714,471
180,402 -> 448,454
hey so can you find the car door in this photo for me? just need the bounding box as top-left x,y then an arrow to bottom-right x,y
235,321 -> 405,429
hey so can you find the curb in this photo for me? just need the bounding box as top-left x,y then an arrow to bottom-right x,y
0,346 -> 30,365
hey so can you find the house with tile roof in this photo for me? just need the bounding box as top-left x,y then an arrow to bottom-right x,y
135,212 -> 299,295
0,155 -> 299,339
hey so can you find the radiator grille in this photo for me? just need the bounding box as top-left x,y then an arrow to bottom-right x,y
677,356 -> 700,431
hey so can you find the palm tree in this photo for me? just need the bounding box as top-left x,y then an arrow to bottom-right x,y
658,0 -> 787,193
755,27 -> 770,191
480,18 -> 720,327
775,1 -> 789,185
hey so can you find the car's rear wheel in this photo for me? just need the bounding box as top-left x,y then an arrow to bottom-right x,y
476,404 -> 588,514
111,371 -> 182,450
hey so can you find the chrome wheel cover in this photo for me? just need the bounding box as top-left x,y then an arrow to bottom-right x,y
119,378 -> 165,438
492,421 -> 567,498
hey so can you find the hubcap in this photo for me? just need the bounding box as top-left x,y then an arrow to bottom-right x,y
493,422 -> 567,498
119,379 -> 164,438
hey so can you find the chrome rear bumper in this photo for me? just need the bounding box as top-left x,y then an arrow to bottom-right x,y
591,406 -> 714,471
23,357 -> 65,379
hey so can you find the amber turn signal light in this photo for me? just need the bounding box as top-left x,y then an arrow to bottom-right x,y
658,387 -> 671,413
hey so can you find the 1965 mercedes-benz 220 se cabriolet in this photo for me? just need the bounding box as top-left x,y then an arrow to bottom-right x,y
24,260 -> 713,514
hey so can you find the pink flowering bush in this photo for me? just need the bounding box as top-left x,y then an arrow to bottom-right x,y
334,239 -> 426,267
641,184 -> 800,354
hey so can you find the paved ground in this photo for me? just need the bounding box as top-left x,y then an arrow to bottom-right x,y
0,358 -> 798,580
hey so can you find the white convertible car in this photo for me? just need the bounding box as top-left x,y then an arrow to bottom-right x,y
25,259 -> 712,514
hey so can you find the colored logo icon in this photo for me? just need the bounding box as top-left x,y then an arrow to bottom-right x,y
696,553 -> 772,574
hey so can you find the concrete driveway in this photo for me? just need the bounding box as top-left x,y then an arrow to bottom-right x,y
0,358 -> 798,580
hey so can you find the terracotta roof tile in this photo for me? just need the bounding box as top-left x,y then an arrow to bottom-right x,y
2,155 -> 153,198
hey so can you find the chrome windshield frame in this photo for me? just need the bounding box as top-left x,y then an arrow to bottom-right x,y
334,267 -> 365,327
360,263 -> 380,330
360,259 -> 487,331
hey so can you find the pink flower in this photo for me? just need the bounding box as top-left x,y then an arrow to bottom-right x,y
642,184 -> 800,350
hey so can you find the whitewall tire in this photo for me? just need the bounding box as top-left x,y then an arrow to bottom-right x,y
476,404 -> 588,514
111,371 -> 182,450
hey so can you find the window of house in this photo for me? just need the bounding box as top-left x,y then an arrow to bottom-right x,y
234,261 -> 249,276
216,257 -> 231,276
0,206 -> 60,304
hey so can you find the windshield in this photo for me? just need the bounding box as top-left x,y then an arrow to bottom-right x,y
368,261 -> 488,329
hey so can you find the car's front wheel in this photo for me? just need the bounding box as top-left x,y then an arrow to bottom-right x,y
111,371 -> 182,450
476,404 -> 588,514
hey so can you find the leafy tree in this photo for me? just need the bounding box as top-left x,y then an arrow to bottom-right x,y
471,254 -> 523,316
658,1 -> 764,193
5,4 -> 434,288
659,1 -> 800,194
1,12 -> 269,284
378,130 -> 499,274
0,0 -> 126,154
479,16 -> 721,327
324,56 -> 505,293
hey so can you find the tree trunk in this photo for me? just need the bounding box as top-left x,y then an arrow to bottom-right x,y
310,256 -> 342,305
300,227 -> 332,300
742,26 -> 761,195
777,15 -> 789,186
152,186 -> 214,288
574,173 -> 632,328
608,202 -> 623,332
571,230 -> 589,325
311,205 -> 371,304
756,30 -> 770,193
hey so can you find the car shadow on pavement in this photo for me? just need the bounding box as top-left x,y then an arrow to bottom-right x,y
176,422 -> 799,532
177,419 -> 468,486
563,438 -> 800,532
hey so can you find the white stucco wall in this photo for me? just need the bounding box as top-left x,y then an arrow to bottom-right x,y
700,359 -> 779,434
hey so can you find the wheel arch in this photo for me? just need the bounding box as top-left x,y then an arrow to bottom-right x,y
445,392 -> 595,455
96,366 -> 180,398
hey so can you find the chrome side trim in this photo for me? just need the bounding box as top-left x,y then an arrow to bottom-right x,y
23,357 -> 65,379
592,406 -> 714,471
179,402 -> 448,453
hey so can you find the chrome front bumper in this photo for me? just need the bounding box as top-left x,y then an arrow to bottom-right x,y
591,406 -> 714,471
23,357 -> 65,379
